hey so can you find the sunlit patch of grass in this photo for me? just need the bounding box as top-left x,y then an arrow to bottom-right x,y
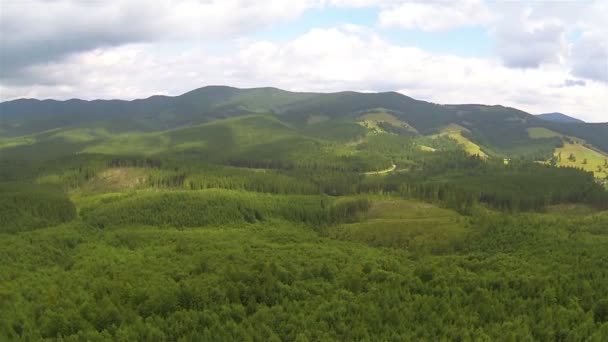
358,111 -> 418,134
330,199 -> 467,253
434,124 -> 487,158
554,142 -> 608,178
81,167 -> 149,192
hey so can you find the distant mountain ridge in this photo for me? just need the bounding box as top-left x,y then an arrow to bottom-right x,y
537,112 -> 585,124
1,85 -> 607,155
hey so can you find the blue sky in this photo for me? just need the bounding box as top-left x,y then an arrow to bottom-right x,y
0,0 -> 606,122
257,7 -> 493,57
256,7 -> 378,41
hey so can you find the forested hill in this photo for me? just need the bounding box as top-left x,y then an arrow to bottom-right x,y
1,85 -> 607,154
2,86 -> 608,340
537,112 -> 585,123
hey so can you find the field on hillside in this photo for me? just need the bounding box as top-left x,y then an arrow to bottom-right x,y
555,142 -> 608,178
433,124 -> 488,158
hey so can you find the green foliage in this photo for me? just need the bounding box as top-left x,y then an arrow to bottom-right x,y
80,190 -> 370,229
370,152 -> 608,213
2,87 -> 608,340
330,199 -> 468,253
0,183 -> 76,233
4,87 -> 606,158
301,119 -> 367,142
1,211 -> 608,340
376,121 -> 417,136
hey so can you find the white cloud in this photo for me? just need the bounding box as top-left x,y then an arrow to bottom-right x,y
378,0 -> 492,31
492,12 -> 567,68
0,0 -> 319,80
487,1 -> 607,83
367,0 -> 607,84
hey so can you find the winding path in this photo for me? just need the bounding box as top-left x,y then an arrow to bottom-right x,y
362,163 -> 397,175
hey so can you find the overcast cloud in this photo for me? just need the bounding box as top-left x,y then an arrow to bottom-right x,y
0,0 -> 606,122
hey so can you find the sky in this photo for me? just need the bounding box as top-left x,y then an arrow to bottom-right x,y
0,0 -> 606,122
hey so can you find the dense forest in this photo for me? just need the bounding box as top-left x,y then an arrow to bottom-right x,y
1,87 -> 608,340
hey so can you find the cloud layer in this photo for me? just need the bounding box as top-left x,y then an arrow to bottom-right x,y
378,0 -> 491,31
1,0 -> 606,122
0,0 -> 318,82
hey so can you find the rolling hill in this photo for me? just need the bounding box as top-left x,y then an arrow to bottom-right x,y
2,85 -> 608,341
1,86 -> 607,171
537,112 -> 585,123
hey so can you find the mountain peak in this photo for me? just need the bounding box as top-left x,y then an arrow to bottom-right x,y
537,112 -> 584,124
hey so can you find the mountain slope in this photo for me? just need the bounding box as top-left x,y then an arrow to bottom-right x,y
1,86 -> 607,156
0,86 -> 316,137
537,112 -> 585,124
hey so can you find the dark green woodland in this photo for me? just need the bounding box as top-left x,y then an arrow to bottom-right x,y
1,86 -> 607,340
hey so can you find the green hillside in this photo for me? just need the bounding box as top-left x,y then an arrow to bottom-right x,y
1,86 -> 608,340
3,86 -> 605,157
554,142 -> 608,179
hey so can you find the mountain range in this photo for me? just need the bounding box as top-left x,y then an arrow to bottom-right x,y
1,86 -> 607,159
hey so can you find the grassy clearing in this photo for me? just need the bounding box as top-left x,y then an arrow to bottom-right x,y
76,189 -> 371,230
80,167 -> 148,192
555,142 -> 608,178
330,199 -> 467,253
358,112 -> 417,134
434,124 -> 487,157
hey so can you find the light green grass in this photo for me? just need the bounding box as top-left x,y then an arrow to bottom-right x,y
434,124 -> 487,157
330,199 -> 467,253
358,112 -> 417,134
80,167 -> 149,192
555,142 -> 608,178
